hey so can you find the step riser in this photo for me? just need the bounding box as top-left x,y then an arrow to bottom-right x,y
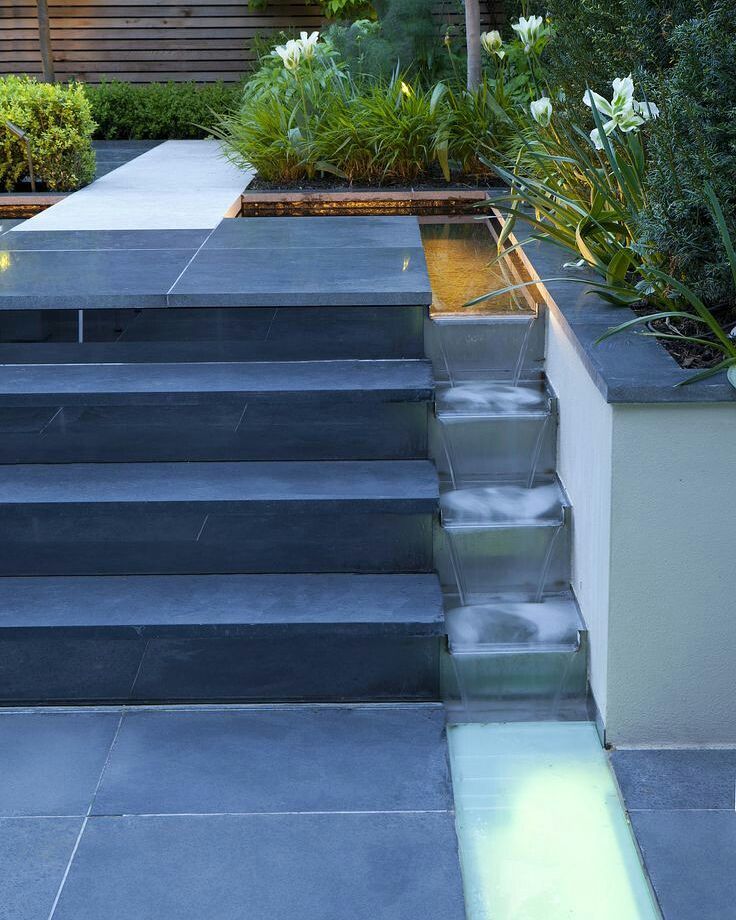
0,632 -> 441,704
0,305 -> 427,360
0,399 -> 429,463
0,506 -> 434,575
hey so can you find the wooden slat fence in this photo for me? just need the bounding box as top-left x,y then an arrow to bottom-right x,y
0,0 -> 505,83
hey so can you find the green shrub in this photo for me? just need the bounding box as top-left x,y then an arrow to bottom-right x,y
641,2 -> 736,307
84,80 -> 242,140
213,33 -> 504,184
540,0 -> 699,108
0,76 -> 96,192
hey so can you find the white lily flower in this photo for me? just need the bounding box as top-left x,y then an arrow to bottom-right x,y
299,30 -> 320,60
634,99 -> 660,120
480,30 -> 505,59
530,96 -> 552,126
583,74 -> 659,147
512,15 -> 545,53
272,38 -> 303,71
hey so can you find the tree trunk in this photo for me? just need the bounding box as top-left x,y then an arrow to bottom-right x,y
37,0 -> 55,82
464,0 -> 481,91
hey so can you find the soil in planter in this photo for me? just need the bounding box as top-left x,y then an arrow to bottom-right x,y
633,303 -> 736,370
248,174 -> 503,193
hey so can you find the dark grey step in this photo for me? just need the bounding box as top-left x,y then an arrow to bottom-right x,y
0,360 -> 433,462
0,574 -> 444,703
0,305 -> 426,360
0,460 -> 438,575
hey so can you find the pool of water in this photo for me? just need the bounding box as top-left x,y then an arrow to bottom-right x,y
420,219 -> 534,317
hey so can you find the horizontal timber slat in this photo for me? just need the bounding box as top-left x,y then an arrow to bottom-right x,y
1,0 -> 504,84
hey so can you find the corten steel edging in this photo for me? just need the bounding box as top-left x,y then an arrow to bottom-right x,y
239,188 -> 491,217
0,194 -> 67,219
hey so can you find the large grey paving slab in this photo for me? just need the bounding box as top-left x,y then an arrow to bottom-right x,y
0,711 -> 120,815
0,248 -> 193,309
168,245 -> 432,307
204,215 -> 423,250
612,749 -> 736,810
17,140 -> 252,231
2,229 -> 209,250
92,706 -> 452,815
630,810 -> 736,920
53,812 -> 465,920
0,817 -> 83,919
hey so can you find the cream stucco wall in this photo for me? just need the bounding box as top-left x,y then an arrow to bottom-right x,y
546,312 -> 736,745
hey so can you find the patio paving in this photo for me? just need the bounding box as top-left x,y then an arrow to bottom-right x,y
611,748 -> 736,919
13,140 -> 251,232
0,705 -> 465,920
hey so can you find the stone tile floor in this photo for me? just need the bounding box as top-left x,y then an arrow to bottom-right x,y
612,748 -> 736,920
0,704 -> 466,920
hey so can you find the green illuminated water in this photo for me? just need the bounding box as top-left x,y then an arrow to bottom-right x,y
449,722 -> 660,920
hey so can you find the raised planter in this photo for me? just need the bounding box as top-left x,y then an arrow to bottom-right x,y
510,222 -> 736,746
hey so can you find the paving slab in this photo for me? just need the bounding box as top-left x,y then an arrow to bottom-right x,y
167,245 -> 432,308
15,140 -> 252,231
2,229 -> 209,250
0,710 -> 120,815
52,812 -> 466,920
203,215 -> 423,250
612,748 -> 736,810
630,810 -> 736,920
0,248 -> 194,309
92,706 -> 452,815
0,817 -> 83,919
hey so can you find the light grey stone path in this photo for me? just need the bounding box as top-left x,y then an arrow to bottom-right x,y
16,140 -> 252,232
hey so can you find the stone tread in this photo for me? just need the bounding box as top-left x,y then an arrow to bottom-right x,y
0,573 -> 444,633
0,359 -> 432,400
0,459 -> 439,506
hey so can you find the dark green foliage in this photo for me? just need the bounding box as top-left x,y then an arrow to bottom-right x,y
642,2 -> 736,306
542,0 -> 706,102
0,76 -> 96,191
84,81 -> 243,140
326,0 -> 458,81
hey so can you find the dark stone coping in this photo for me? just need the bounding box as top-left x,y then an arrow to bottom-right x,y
516,225 -> 736,404
0,217 -> 432,310
0,573 -> 445,634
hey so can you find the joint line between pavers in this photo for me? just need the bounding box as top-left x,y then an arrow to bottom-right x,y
165,223 -> 220,302
89,809 -> 454,818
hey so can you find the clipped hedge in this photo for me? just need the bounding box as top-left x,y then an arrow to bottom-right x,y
0,76 -> 96,192
84,80 -> 243,141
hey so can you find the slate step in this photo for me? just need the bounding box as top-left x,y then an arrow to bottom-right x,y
0,359 -> 433,462
0,574 -> 444,703
0,460 -> 438,575
431,380 -> 557,483
0,304 -> 427,360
